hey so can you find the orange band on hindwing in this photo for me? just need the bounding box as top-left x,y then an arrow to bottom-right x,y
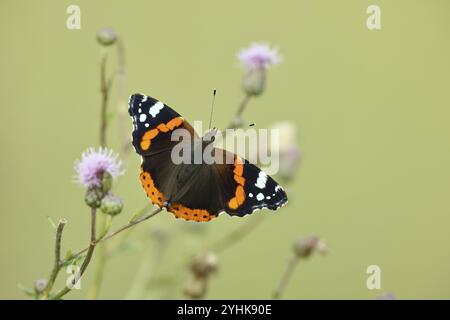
140,117 -> 184,151
169,203 -> 216,222
140,168 -> 215,222
228,156 -> 246,210
140,169 -> 165,207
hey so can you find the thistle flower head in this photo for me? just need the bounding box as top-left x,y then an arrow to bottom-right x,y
238,43 -> 281,70
74,147 -> 123,189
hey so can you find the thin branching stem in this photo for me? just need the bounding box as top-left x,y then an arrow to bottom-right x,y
42,219 -> 67,298
59,207 -> 163,266
100,53 -> 109,148
227,94 -> 251,128
51,208 -> 97,300
273,254 -> 299,299
101,207 -> 163,242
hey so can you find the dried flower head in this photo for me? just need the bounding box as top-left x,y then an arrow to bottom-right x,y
190,252 -> 219,278
238,43 -> 281,70
293,235 -> 328,259
183,274 -> 207,299
74,147 -> 123,189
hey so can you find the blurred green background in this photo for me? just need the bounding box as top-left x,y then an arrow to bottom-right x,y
1,0 -> 450,299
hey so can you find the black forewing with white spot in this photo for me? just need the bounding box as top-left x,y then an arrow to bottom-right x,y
128,93 -> 183,156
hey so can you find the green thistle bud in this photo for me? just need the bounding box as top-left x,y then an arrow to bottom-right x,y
85,187 -> 103,208
241,68 -> 266,96
100,194 -> 124,216
101,171 -> 113,194
96,28 -> 117,46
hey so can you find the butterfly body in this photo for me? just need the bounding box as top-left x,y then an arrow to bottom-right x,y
129,93 -> 288,222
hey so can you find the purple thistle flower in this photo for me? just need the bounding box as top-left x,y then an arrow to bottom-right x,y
74,147 -> 123,188
238,43 -> 281,70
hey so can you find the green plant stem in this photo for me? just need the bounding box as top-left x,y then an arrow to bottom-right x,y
116,37 -> 132,156
51,208 -> 97,300
227,94 -> 251,128
88,46 -> 118,299
87,213 -> 108,299
59,207 -> 163,266
41,218 -> 67,299
100,53 -> 109,148
273,254 -> 299,299
101,207 -> 163,242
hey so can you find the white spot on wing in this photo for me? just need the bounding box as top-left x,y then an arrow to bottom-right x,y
249,193 -> 253,198
141,96 -> 147,103
145,123 -> 149,128
149,101 -> 164,118
139,114 -> 147,122
255,171 -> 268,189
256,193 -> 264,201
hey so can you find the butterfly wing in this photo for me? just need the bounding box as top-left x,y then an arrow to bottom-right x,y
129,93 -> 288,222
213,150 -> 288,217
128,93 -> 197,156
166,149 -> 288,221
129,93 -> 197,209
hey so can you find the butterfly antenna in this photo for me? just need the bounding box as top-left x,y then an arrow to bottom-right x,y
208,89 -> 217,130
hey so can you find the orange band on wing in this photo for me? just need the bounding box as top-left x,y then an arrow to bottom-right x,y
169,203 -> 216,222
228,156 -> 246,210
140,117 -> 184,151
140,169 -> 165,207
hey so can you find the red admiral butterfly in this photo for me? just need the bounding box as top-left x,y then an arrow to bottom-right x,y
129,93 -> 288,222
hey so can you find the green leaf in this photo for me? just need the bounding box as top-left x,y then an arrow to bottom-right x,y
65,249 -> 73,260
62,253 -> 86,267
47,216 -> 57,229
17,284 -> 35,297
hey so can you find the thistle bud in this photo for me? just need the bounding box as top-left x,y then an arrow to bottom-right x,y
100,193 -> 124,216
96,28 -> 117,46
241,68 -> 266,96
190,252 -> 219,278
293,235 -> 320,259
183,274 -> 207,299
84,187 -> 103,208
34,279 -> 48,295
228,116 -> 244,129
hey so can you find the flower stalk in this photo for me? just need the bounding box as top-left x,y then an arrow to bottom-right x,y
40,218 -> 67,299
273,235 -> 328,299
